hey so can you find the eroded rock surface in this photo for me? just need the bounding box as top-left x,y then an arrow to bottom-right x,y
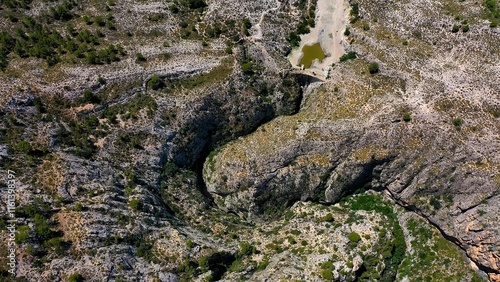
204,0 -> 500,277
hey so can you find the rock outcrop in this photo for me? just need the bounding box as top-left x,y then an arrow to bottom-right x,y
203,0 -> 500,277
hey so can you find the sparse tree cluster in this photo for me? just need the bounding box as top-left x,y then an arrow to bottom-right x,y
287,1 -> 316,47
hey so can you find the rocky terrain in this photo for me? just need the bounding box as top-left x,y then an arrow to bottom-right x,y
0,0 -> 498,281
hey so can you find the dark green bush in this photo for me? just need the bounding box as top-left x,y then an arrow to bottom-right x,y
82,90 -> 101,104
34,214 -> 52,240
287,32 -> 301,47
339,51 -> 356,62
169,4 -> 179,13
348,231 -> 361,247
241,61 -> 254,75
135,52 -> 146,62
368,62 -> 379,74
129,199 -> 141,210
256,258 -> 269,271
350,3 -> 359,23
15,225 -> 31,244
95,16 -> 105,26
238,242 -> 256,257
242,18 -> 252,35
187,0 -> 207,9
452,117 -> 463,126
15,140 -> 32,154
321,269 -> 334,280
323,213 -> 334,222
148,74 -> 164,90
44,237 -> 67,255
68,273 -> 84,282
98,76 -> 106,85
198,256 -> 210,271
74,202 -> 83,211
136,240 -> 156,262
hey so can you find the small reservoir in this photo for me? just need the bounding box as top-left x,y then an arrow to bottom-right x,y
299,43 -> 326,69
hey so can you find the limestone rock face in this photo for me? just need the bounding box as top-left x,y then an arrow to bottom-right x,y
0,0 -> 498,280
203,0 -> 500,276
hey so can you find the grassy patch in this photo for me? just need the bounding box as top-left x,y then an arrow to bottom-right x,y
342,193 -> 406,281
398,217 -> 485,281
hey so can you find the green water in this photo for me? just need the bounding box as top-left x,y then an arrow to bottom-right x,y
299,43 -> 326,68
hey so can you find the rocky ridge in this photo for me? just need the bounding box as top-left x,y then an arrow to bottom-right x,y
0,0 -> 497,281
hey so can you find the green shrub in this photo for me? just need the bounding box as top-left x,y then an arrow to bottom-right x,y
15,140 -> 32,154
403,112 -> 411,122
484,0 -> 500,21
368,62 -> 379,74
44,237 -> 66,255
348,231 -> 361,247
15,225 -> 31,244
186,239 -> 194,248
350,3 -> 359,23
68,273 -> 84,282
429,197 -> 442,210
320,260 -> 334,270
229,259 -> 244,272
339,52 -> 356,62
452,117 -> 463,126
198,256 -> 209,271
82,89 -> 100,104
452,24 -> 460,33
238,242 -> 256,257
287,32 -> 301,47
129,199 -> 141,211
462,24 -> 469,32
74,202 -> 83,211
135,52 -> 146,63
136,241 -> 155,262
344,28 -> 351,36
98,75 -> 106,85
187,0 -> 207,9
321,269 -> 334,280
256,258 -> 269,271
242,18 -> 252,35
241,61 -> 254,75
148,74 -> 164,90
169,4 -> 179,13
34,214 -> 52,240
323,213 -> 334,222
95,16 -> 105,26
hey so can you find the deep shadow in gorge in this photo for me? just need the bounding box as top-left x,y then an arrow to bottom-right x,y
190,72 -> 317,205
